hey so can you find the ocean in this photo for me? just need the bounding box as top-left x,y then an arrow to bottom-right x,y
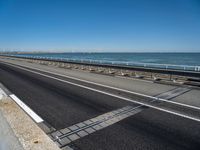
15,53 -> 200,66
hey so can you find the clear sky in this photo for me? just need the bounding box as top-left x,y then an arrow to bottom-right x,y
0,0 -> 200,52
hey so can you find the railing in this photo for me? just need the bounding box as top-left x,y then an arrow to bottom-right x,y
3,54 -> 200,72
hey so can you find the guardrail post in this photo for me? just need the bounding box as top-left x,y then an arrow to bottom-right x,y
170,74 -> 172,80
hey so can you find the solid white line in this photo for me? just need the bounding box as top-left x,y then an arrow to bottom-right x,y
6,63 -> 200,123
10,94 -> 44,123
3,61 -> 200,111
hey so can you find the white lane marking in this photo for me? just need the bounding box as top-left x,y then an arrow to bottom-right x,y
10,94 -> 44,123
5,63 -> 200,123
0,88 -> 7,100
3,61 -> 200,111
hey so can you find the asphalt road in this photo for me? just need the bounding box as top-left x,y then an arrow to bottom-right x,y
0,61 -> 200,150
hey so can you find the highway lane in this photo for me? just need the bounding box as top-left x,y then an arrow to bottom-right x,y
0,62 -> 134,129
73,109 -> 200,150
0,62 -> 200,150
2,61 -> 200,121
0,57 -> 176,97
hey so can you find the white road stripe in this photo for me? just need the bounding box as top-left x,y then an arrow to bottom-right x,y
5,63 -> 200,123
2,61 -> 199,111
10,94 -> 44,123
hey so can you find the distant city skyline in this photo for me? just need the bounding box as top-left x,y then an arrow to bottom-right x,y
0,0 -> 200,52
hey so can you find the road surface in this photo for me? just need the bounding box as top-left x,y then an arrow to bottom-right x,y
0,58 -> 200,150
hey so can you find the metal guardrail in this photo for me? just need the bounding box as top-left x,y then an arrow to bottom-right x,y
6,54 -> 200,72
1,54 -> 200,78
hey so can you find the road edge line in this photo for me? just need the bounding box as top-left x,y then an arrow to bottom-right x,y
9,94 -> 44,123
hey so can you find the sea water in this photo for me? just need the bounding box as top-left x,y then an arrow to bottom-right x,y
15,52 -> 200,66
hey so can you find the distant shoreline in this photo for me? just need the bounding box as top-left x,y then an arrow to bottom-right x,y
1,52 -> 200,67
1,51 -> 200,54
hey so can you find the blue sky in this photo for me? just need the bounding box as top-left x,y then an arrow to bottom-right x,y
0,0 -> 200,52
